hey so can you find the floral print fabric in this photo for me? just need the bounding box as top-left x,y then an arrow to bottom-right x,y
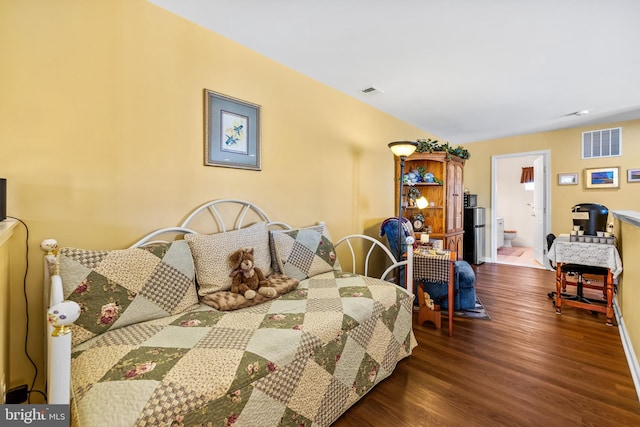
59,241 -> 200,345
69,271 -> 416,427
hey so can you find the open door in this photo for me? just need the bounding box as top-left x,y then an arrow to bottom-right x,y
491,150 -> 550,267
532,155 -> 545,265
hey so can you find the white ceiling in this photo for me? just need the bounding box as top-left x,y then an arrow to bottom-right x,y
149,0 -> 640,144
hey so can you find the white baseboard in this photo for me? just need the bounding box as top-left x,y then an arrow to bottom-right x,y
615,298 -> 640,401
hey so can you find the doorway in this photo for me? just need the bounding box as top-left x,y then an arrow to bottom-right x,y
491,150 -> 551,269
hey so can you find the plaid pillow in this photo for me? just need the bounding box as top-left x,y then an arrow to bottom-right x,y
58,241 -> 199,346
270,224 -> 341,280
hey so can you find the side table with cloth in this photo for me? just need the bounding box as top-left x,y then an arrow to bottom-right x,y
547,234 -> 623,325
414,250 -> 457,336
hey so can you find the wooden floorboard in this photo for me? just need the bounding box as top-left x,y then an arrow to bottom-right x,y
333,263 -> 640,427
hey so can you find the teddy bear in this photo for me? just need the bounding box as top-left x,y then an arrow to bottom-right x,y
228,247 -> 277,299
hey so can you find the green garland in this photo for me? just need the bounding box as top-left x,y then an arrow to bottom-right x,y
416,138 -> 471,160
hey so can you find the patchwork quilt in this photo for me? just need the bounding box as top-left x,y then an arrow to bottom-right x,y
69,271 -> 417,427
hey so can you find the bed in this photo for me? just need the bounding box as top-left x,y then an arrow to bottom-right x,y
43,199 -> 417,426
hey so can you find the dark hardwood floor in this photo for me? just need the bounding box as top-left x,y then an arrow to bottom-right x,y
334,263 -> 640,426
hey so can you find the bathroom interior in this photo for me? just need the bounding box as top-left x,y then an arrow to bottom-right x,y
495,154 -> 545,269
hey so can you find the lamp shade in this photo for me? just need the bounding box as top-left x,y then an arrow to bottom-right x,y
388,141 -> 418,158
415,196 -> 428,209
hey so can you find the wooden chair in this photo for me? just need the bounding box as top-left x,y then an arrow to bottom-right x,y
417,282 -> 442,329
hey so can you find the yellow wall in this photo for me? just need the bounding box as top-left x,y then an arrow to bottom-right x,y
617,219 -> 640,371
1,0 -> 437,399
464,120 -> 640,236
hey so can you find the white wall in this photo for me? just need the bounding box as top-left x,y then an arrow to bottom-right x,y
496,155 -> 539,247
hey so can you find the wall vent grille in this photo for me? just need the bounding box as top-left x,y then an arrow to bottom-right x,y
582,127 -> 622,159
361,86 -> 383,95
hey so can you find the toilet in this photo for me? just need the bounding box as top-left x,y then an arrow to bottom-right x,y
503,230 -> 517,247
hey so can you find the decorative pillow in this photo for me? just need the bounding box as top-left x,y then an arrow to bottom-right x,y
58,240 -> 199,346
270,224 -> 341,280
268,225 -> 294,273
184,222 -> 272,296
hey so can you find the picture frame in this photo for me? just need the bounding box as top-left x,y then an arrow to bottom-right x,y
628,168 -> 640,183
204,89 -> 261,170
557,173 -> 578,185
584,167 -> 619,189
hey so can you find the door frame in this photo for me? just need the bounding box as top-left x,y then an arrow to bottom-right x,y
490,150 -> 551,266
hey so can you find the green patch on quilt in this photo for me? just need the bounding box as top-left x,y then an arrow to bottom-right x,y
402,332 -> 413,354
338,286 -> 372,299
334,271 -> 358,278
227,352 -> 277,393
315,235 -> 337,265
341,313 -> 360,332
380,301 -> 401,331
279,407 -> 313,427
67,270 -> 134,334
352,352 -> 381,396
279,288 -> 308,300
260,313 -> 305,329
100,347 -> 188,382
171,309 -> 224,327
142,243 -> 170,259
312,329 -> 348,375
178,386 -> 252,427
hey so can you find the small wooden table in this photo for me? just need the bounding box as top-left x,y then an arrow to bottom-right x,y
413,249 -> 456,336
547,235 -> 622,325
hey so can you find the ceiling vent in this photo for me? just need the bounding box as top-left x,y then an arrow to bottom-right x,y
361,86 -> 383,95
582,127 -> 622,159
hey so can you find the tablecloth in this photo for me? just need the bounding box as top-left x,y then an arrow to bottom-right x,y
547,235 -> 623,278
413,251 -> 451,284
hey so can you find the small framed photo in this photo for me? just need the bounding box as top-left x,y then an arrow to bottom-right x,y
584,167 -> 619,189
558,173 -> 578,185
628,168 -> 640,183
204,89 -> 261,170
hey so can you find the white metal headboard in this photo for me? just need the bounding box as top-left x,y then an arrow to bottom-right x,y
129,199 -> 290,248
180,198 -> 271,231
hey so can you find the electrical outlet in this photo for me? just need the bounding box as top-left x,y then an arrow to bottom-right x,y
5,384 -> 28,404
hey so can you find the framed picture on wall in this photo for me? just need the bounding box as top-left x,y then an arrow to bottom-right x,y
584,167 -> 619,189
557,173 -> 578,185
628,168 -> 640,183
204,89 -> 261,170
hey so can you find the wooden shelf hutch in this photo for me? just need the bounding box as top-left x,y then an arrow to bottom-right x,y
393,151 -> 465,257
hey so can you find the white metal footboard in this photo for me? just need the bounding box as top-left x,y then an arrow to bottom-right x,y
42,239 -> 80,405
335,234 -> 415,295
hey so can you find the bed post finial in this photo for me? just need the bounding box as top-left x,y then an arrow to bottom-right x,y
41,238 -> 60,276
41,238 -> 58,255
48,301 -> 80,337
